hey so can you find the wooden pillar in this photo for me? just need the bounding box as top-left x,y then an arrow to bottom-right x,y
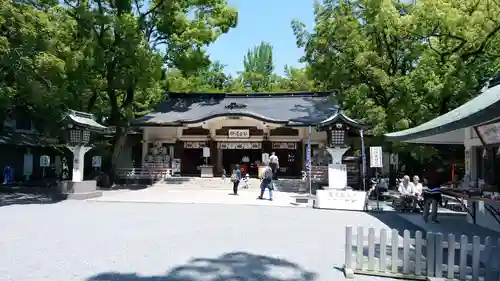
174,140 -> 184,175
296,140 -> 303,177
209,140 -> 218,175
262,140 -> 272,154
217,144 -> 223,175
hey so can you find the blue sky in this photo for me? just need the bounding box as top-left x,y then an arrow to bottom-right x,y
207,0 -> 316,76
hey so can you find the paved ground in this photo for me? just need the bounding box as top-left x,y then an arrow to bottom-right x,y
90,186 -> 306,207
0,201 -> 411,281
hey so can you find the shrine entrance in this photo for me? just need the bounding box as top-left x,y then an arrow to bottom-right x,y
219,142 -> 262,176
271,142 -> 301,178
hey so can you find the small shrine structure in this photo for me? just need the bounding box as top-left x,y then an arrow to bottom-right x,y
59,110 -> 107,199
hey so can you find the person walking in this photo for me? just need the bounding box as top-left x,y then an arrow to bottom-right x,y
231,165 -> 242,195
258,164 -> 274,201
422,178 -> 442,223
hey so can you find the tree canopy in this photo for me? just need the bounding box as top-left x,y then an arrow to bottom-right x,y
293,0 -> 500,135
2,0 -> 500,173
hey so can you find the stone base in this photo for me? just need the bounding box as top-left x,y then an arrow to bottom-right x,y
59,180 -> 102,200
200,166 -> 214,178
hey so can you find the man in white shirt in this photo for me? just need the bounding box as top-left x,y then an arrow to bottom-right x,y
398,175 -> 414,211
269,152 -> 279,179
398,175 -> 414,195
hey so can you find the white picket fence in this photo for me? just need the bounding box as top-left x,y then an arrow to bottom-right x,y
344,226 -> 500,281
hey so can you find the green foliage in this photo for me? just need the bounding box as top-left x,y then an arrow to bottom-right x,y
0,0 -> 71,127
241,41 -> 275,91
293,0 -> 500,136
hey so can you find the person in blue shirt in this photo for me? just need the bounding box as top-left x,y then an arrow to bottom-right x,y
232,165 -> 242,195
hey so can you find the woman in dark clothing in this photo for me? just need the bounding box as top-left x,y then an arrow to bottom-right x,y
232,164 -> 242,195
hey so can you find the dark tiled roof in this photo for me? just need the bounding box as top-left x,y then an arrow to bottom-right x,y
61,110 -> 107,131
133,92 -> 339,126
0,131 -> 58,147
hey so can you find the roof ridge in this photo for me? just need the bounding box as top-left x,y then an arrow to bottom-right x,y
166,92 -> 333,98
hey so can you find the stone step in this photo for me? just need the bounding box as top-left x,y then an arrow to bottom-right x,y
154,177 -> 307,193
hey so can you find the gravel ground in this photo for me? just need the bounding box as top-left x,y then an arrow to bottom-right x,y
0,201 -> 406,281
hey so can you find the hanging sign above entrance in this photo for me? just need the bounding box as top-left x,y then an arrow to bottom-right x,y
228,129 -> 250,138
272,142 -> 297,150
218,142 -> 261,149
184,142 -> 207,149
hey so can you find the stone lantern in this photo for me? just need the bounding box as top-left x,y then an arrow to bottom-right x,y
316,112 -> 367,189
59,110 -> 107,199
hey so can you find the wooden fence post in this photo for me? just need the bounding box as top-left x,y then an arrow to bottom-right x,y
427,232 -> 435,277
344,226 -> 354,278
434,232 -> 443,278
403,230 -> 410,275
415,231 -> 423,276
368,228 -> 375,271
391,229 -> 398,274
472,236 -> 481,281
447,234 -> 455,280
356,226 -> 363,270
379,229 -> 387,273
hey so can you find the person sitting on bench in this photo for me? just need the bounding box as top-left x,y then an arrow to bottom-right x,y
412,175 -> 424,209
398,175 -> 414,211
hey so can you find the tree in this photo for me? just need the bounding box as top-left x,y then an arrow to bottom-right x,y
0,0 -> 73,131
293,0 -> 500,139
241,41 -> 275,91
280,65 -> 316,91
63,0 -> 237,177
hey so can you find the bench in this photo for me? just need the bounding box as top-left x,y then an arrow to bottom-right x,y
115,168 -> 172,185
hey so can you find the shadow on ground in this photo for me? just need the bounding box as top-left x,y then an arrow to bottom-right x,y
86,252 -> 317,281
0,182 -> 66,207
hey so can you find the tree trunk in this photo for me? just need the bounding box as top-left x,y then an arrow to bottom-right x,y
109,125 -> 128,184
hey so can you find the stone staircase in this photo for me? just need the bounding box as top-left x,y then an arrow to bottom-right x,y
151,177 -> 307,193
272,179 -> 308,193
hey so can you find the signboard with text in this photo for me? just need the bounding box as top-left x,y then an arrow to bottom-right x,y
228,129 -> 250,138
314,189 -> 367,211
370,146 -> 383,168
40,155 -> 50,167
476,121 -> 500,145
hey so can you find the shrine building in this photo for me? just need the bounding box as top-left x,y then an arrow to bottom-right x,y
129,92 -> 366,179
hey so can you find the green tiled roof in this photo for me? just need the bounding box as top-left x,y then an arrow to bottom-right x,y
385,83 -> 500,141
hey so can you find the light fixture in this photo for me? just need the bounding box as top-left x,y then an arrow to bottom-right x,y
483,148 -> 488,158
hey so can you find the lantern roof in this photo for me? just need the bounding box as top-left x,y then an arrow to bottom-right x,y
60,110 -> 107,132
316,111 -> 369,131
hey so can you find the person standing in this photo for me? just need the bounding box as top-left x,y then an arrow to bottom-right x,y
423,178 -> 442,223
258,164 -> 274,201
231,164 -> 242,195
269,152 -> 279,179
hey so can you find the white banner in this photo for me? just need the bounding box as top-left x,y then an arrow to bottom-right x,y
370,146 -> 383,168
